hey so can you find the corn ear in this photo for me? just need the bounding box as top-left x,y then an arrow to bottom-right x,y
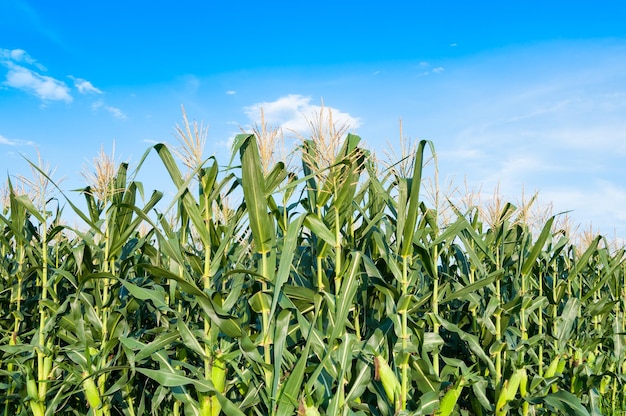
25,372 -> 45,416
437,378 -> 464,416
518,368 -> 528,397
26,375 -> 38,400
544,356 -> 561,379
82,372 -> 103,411
374,354 -> 400,404
209,354 -> 227,416
29,401 -> 45,416
298,399 -> 322,416
200,395 -> 212,416
496,368 -> 524,415
586,350 -> 595,366
212,354 -> 227,393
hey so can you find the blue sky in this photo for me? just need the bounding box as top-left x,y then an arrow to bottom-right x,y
2,0 -> 626,239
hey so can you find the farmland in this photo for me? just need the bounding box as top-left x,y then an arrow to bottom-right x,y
1,113 -> 625,415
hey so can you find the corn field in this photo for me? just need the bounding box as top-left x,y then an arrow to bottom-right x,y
1,119 -> 625,415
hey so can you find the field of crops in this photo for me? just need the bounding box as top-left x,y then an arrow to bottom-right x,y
1,114 -> 625,415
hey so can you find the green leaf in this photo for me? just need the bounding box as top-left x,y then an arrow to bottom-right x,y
436,316 -> 496,375
118,279 -> 171,312
238,134 -> 275,254
176,316 -> 208,360
271,309 -> 292,410
329,251 -> 363,344
556,298 -> 580,351
441,269 -> 504,303
304,213 -> 337,247
137,368 -> 245,416
140,264 -> 242,337
400,140 -> 433,258
270,214 -> 306,319
521,216 -> 555,276
538,390 -> 591,416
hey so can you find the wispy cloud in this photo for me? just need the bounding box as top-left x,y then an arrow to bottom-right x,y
543,180 -> 626,236
426,42 -> 626,237
1,49 -> 103,103
243,94 -> 361,135
415,61 -> 445,76
1,48 -> 72,102
3,63 -> 72,102
0,48 -> 46,71
91,100 -> 126,119
69,75 -> 102,94
0,133 -> 34,146
226,90 -> 236,95
215,135 -> 237,150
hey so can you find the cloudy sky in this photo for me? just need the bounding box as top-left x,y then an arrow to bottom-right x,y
2,1 -> 626,238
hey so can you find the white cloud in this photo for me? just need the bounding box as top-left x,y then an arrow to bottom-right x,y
415,61 -> 444,76
105,106 -> 126,119
429,47 -> 626,238
226,90 -> 236,95
0,48 -> 46,71
243,94 -> 361,135
1,49 -> 104,102
3,63 -> 72,102
0,134 -> 16,145
91,100 -> 126,119
0,133 -> 34,146
215,134 -> 237,149
69,76 -> 102,94
542,180 -> 626,236
1,49 -> 71,101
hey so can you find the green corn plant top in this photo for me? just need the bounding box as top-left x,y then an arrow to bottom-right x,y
0,124 -> 625,416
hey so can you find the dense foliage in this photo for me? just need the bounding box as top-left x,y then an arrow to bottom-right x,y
1,128 -> 625,415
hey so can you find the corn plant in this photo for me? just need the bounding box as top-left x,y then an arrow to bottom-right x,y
1,113 -> 625,415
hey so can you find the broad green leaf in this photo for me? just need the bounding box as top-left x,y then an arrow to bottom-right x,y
238,133 -> 275,254
441,269 -> 504,303
304,213 -> 337,247
436,316 -> 496,375
329,251 -> 363,344
137,368 -> 245,416
271,309 -> 292,410
118,279 -> 171,312
400,140 -> 434,258
538,390 -> 591,416
270,213 -> 306,319
139,264 -> 242,337
521,216 -> 555,276
556,298 -> 580,351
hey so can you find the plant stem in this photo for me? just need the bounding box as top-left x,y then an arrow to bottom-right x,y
432,245 -> 440,378
334,206 -> 342,295
400,254 -> 409,411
